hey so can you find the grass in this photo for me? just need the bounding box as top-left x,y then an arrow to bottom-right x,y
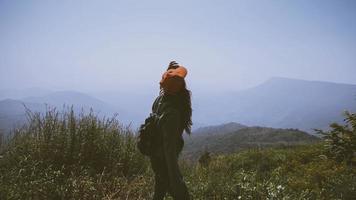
0,107 -> 355,199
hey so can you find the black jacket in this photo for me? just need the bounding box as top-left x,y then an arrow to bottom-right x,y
150,91 -> 190,200
152,92 -> 184,155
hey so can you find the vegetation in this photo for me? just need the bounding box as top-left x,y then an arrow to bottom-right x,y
0,108 -> 355,199
183,126 -> 320,161
0,108 -> 152,199
316,111 -> 356,166
187,144 -> 356,200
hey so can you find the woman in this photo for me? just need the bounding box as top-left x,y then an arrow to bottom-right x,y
149,61 -> 192,200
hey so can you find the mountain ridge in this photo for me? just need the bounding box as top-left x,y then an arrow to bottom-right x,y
183,124 -> 320,160
191,122 -> 247,137
1,77 -> 356,133
0,91 -> 126,133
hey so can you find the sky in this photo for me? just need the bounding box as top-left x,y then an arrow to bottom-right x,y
1,0 -> 356,94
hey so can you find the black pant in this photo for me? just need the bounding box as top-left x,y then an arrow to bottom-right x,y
149,138 -> 190,200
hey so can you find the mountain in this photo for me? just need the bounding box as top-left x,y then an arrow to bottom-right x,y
182,125 -> 320,160
0,99 -> 45,133
0,91 -> 132,134
2,77 -> 356,133
88,89 -> 158,127
0,88 -> 53,100
189,122 -> 247,137
193,77 -> 356,132
22,91 -> 117,114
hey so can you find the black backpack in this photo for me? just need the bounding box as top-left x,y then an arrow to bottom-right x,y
137,96 -> 162,156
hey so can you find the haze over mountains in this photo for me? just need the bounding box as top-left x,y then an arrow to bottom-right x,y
194,77 -> 356,132
1,77 -> 355,134
0,91 -> 130,133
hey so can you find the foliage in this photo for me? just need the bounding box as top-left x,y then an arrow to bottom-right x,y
316,111 -> 356,165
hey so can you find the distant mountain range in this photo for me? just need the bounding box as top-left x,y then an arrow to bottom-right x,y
22,91 -> 117,114
182,122 -> 320,160
193,77 -> 356,132
0,91 -> 130,134
0,99 -> 44,133
1,77 -> 356,134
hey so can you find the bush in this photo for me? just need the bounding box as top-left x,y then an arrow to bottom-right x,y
316,111 -> 356,165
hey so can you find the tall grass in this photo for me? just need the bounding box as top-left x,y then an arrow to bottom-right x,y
0,107 -> 153,199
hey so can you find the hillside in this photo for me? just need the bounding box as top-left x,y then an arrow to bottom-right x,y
183,125 -> 320,160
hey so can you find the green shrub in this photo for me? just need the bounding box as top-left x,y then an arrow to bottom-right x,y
316,111 -> 356,165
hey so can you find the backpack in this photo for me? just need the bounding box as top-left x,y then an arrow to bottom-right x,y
137,112 -> 160,156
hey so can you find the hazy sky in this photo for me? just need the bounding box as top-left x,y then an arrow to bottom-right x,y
1,0 -> 355,93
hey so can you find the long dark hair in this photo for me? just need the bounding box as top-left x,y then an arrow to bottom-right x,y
166,61 -> 193,134
177,80 -> 193,134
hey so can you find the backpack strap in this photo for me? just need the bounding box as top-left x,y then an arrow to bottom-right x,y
149,94 -> 164,126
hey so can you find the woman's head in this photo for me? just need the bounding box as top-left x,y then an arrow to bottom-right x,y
160,61 -> 187,94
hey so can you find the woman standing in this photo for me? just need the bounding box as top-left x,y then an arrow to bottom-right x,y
149,61 -> 192,200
